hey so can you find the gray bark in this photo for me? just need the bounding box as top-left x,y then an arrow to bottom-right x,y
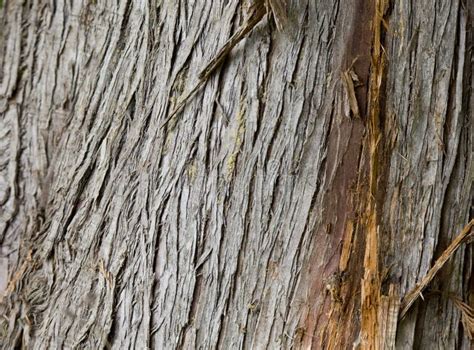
0,0 -> 472,349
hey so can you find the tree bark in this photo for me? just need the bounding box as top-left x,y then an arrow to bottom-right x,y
0,0 -> 472,349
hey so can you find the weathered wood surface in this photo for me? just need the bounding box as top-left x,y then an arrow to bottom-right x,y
0,0 -> 471,348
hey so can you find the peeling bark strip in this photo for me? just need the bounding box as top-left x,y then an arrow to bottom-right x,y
400,219 -> 474,319
163,2 -> 267,127
0,0 -> 472,348
163,0 -> 289,128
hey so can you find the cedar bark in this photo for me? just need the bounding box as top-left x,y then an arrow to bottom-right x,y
0,0 -> 472,349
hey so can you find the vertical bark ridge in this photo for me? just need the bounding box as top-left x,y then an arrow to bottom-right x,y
380,1 -> 472,348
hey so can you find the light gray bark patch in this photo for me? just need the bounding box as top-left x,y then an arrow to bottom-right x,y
381,1 -> 472,348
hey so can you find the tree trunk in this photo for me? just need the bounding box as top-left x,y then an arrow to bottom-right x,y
0,0 -> 472,348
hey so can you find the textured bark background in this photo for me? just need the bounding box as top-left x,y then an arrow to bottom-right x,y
0,0 -> 472,349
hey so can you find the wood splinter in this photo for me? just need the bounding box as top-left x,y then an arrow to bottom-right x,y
161,0 -> 288,129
